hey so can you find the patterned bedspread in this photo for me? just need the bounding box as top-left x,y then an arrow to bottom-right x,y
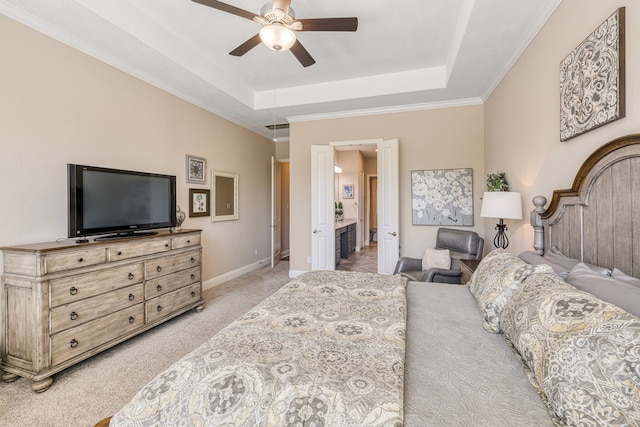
110,270 -> 407,426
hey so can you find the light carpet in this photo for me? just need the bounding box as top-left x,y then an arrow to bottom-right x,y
0,261 -> 290,427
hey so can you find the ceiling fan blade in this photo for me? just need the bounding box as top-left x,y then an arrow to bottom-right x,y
191,0 -> 257,21
295,17 -> 358,32
290,40 -> 316,67
229,34 -> 262,56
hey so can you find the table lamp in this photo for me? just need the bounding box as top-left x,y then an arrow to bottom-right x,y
480,191 -> 522,249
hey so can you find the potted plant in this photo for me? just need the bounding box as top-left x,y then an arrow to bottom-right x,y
486,172 -> 509,192
335,201 -> 344,221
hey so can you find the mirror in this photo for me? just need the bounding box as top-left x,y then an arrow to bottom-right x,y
211,171 -> 238,222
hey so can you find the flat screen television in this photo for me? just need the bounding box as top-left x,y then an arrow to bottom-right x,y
68,164 -> 176,241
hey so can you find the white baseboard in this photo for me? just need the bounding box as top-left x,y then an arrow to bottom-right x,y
289,269 -> 308,278
280,249 -> 290,258
202,256 -> 272,291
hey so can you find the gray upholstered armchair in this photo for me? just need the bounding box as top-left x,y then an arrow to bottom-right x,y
394,228 -> 484,284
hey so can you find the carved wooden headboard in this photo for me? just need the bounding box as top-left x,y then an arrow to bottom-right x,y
531,134 -> 640,277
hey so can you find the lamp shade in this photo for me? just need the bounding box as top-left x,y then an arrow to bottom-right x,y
259,24 -> 296,51
480,191 -> 522,220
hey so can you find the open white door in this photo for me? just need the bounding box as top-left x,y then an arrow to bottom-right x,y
377,139 -> 400,274
271,156 -> 282,268
311,145 -> 335,270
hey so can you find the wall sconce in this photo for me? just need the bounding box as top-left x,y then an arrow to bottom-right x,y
480,191 -> 522,249
334,163 -> 342,173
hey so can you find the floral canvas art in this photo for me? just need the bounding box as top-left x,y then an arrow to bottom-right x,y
412,168 -> 473,226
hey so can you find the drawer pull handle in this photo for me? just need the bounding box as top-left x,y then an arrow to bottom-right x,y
191,291 -> 196,298
164,243 -> 169,248
70,312 -> 78,321
187,240 -> 191,243
190,257 -> 196,263
128,272 -> 134,280
128,316 -> 135,324
128,293 -> 135,301
191,274 -> 196,280
77,257 -> 83,263
117,251 -> 122,256
156,285 -> 162,292
157,305 -> 163,312
69,287 -> 78,296
156,266 -> 162,272
70,339 -> 78,349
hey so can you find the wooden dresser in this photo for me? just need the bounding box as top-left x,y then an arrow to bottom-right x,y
0,229 -> 203,392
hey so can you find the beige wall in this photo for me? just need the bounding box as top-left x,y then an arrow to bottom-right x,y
335,150 -> 359,219
0,15 -> 275,285
485,0 -> 640,256
290,104 -> 485,273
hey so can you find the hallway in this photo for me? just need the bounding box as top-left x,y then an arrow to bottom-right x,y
336,242 -> 378,273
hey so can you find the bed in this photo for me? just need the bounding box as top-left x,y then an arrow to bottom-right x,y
105,271 -> 408,426
98,134 -> 640,426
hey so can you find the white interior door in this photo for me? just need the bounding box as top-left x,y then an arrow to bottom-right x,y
358,170 -> 364,250
311,145 -> 335,270
271,156 -> 282,268
377,139 -> 400,274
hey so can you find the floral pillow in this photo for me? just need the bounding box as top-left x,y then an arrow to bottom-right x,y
468,249 -> 553,333
501,272 -> 640,425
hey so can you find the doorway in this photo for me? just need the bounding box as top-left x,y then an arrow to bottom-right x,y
310,139 -> 399,274
334,146 -> 377,273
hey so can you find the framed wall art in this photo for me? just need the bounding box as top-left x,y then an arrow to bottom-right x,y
189,188 -> 210,217
411,168 -> 473,226
186,155 -> 207,184
560,7 -> 625,142
342,184 -> 354,199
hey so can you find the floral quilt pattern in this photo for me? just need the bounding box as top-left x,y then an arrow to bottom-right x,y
501,272 -> 640,426
111,271 -> 407,427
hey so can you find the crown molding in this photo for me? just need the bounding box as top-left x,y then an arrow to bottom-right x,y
288,98 -> 483,123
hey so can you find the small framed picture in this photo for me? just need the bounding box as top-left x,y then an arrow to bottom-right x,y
189,188 -> 210,217
186,155 -> 207,184
343,184 -> 354,199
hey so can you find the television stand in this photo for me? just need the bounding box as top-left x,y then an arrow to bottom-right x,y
93,231 -> 158,241
0,229 -> 203,392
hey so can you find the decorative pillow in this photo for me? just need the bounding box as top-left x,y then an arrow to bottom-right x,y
501,271 -> 640,425
566,263 -> 640,317
612,267 -> 640,287
422,248 -> 450,271
518,250 -> 571,279
468,249 -> 554,333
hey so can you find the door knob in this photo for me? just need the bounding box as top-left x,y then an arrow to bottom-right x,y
388,231 -> 397,236
313,229 -> 320,233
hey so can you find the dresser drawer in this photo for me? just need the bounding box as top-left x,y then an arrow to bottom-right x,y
172,234 -> 201,250
50,263 -> 144,307
145,283 -> 201,324
50,283 -> 144,334
45,248 -> 107,274
51,303 -> 144,366
145,250 -> 201,280
145,266 -> 200,299
110,238 -> 172,261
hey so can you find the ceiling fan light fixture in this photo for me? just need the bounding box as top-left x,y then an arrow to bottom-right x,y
259,23 -> 296,51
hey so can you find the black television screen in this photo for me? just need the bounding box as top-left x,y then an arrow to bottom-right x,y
68,164 -> 176,240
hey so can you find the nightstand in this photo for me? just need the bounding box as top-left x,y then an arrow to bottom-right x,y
460,259 -> 481,285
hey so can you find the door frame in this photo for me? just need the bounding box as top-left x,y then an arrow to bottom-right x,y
366,173 -> 377,247
271,156 -> 281,268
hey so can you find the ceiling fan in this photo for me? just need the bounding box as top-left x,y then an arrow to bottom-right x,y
192,0 -> 358,67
